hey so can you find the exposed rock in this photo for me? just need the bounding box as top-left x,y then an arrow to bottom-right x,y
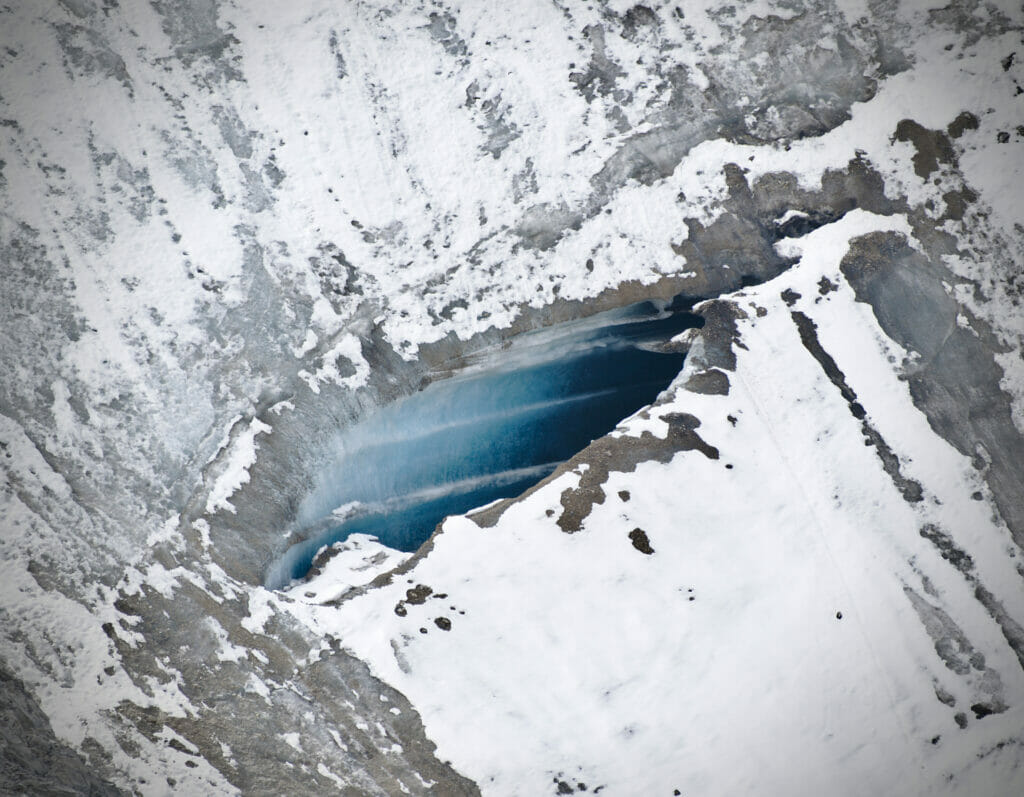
841,233 -> 1024,548
0,665 -> 126,796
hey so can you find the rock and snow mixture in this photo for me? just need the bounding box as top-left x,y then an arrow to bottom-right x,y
1,0 -> 1023,794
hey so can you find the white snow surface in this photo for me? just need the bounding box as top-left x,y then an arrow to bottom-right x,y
300,534 -> 412,604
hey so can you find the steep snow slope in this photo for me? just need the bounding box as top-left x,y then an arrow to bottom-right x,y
1,0 -> 1023,794
299,211 -> 1024,796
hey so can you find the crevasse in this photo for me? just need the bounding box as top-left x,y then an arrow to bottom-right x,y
264,298 -> 703,589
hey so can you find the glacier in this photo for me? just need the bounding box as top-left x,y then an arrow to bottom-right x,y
1,0 -> 1023,795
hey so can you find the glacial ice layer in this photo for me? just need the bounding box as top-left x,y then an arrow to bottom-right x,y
267,299 -> 703,588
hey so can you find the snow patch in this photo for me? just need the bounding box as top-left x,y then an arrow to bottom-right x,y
205,417 -> 272,514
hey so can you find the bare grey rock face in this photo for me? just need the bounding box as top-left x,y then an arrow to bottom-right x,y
0,665 -> 126,796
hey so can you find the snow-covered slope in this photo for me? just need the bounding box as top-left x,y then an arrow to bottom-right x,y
1,0 -> 1023,794
298,209 -> 1024,795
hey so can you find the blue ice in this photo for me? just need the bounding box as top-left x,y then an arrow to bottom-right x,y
264,298 -> 702,588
